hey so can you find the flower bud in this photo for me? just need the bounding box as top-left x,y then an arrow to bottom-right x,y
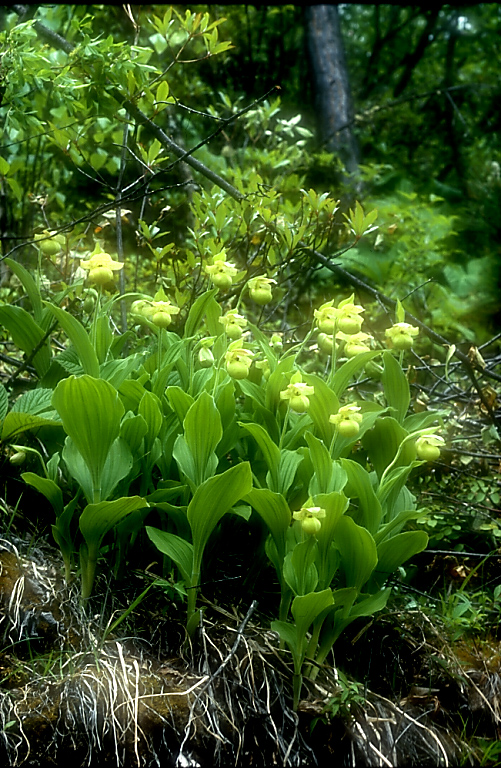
9,451 -> 26,466
198,347 -> 214,368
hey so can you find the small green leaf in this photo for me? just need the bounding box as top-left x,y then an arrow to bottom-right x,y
46,304 -> 100,378
0,305 -> 51,377
239,421 -> 280,490
1,412 -> 60,441
146,527 -> 193,584
381,350 -> 410,424
245,487 -> 291,564
22,472 -> 64,516
0,384 -> 8,423
184,288 -> 219,338
334,516 -> 377,591
340,459 -> 382,534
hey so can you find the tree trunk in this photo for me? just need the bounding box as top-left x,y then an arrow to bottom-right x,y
305,4 -> 361,193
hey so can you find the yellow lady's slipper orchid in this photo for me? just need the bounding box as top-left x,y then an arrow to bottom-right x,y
219,310 -> 247,340
225,342 -> 253,379
293,506 -> 326,535
248,276 -> 277,305
148,300 -> 180,329
314,301 -> 337,334
280,372 -> 315,413
335,299 -> 365,334
314,296 -> 365,335
416,434 -> 444,461
385,322 -> 419,351
205,257 -> 239,290
80,252 -> 124,287
330,405 -> 363,438
336,331 -> 373,357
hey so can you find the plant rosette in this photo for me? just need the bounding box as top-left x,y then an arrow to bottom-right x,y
385,322 -> 419,351
219,310 -> 247,340
248,276 -> 277,305
293,505 -> 326,535
415,434 -> 445,461
225,341 -> 254,379
330,405 -> 363,437
280,371 -> 315,413
205,254 -> 239,290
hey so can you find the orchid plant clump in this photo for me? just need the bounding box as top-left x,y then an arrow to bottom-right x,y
0,196 -> 445,711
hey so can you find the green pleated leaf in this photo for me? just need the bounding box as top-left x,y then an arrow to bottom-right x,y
46,304 -> 100,378
100,354 -> 146,389
22,472 -> 64,516
145,526 -> 194,584
284,538 -> 318,596
245,487 -> 291,563
330,350 -> 382,398
362,417 -> 412,479
341,458 -> 382,534
120,412 -> 148,456
381,350 -> 410,424
291,588 -> 334,644
94,315 -> 113,364
138,391 -> 163,450
371,531 -> 428,590
80,495 -> 148,597
1,411 -> 60,441
4,258 -> 43,323
53,375 -> 124,502
349,587 -> 392,619
184,288 -> 219,338
334,515 -> 377,592
188,461 -> 253,575
0,305 -> 51,377
376,530 -> 428,576
239,421 -> 280,489
166,386 -> 194,424
0,384 -> 8,423
264,356 -> 295,413
80,495 -> 148,551
306,431 -> 333,495
183,392 -> 222,485
377,462 -> 422,519
275,449 -> 304,496
302,373 -> 339,444
314,491 -> 349,589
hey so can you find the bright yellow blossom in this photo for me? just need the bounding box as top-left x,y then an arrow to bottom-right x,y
80,252 -> 124,287
280,372 -> 315,413
219,310 -> 247,340
385,322 -> 419,351
330,405 -> 363,438
293,506 -> 326,535
205,256 -> 239,290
